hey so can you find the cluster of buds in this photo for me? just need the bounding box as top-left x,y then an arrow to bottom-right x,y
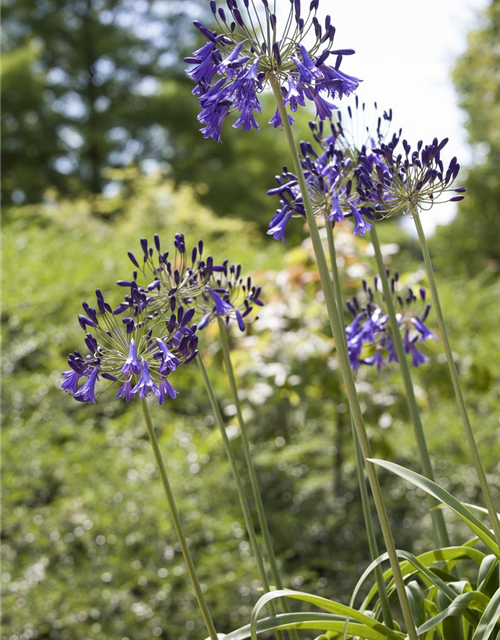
124,234 -> 264,332
62,234 -> 263,404
356,137 -> 466,218
185,0 -> 360,141
267,97 -> 465,239
345,273 -> 433,371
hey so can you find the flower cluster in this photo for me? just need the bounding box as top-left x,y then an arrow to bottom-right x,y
185,0 -> 360,141
122,233 -> 264,332
345,274 -> 433,370
267,96 -> 465,240
62,234 -> 265,404
266,119 -> 375,242
356,137 -> 466,217
62,289 -> 199,405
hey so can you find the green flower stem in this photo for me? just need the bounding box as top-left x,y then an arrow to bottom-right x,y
196,356 -> 282,640
369,224 -> 451,548
412,206 -> 500,547
269,75 -> 418,640
351,419 -> 394,628
139,398 -> 219,640
326,221 -> 393,629
216,318 -> 299,640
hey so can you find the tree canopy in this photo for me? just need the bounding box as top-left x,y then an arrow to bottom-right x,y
433,0 -> 500,275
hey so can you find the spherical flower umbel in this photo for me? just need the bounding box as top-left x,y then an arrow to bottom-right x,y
62,288 -> 199,404
185,0 -> 361,141
345,273 -> 433,371
121,233 -> 264,332
267,125 -> 373,242
356,136 -> 466,218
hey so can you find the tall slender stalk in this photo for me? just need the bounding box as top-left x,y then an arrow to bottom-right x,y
140,398 -> 219,640
216,319 -> 299,640
351,420 -> 394,627
370,224 -> 451,548
411,206 -> 500,547
269,75 -> 418,640
196,356 -> 283,640
326,221 -> 393,629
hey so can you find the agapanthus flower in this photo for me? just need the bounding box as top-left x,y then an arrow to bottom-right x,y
121,234 -> 264,332
266,127 -> 372,242
185,1 -> 361,141
355,136 -> 466,218
266,99 -> 408,241
345,273 -> 433,370
194,260 -> 264,331
61,288 -> 198,404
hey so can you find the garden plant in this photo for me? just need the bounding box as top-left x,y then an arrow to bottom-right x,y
58,2 -> 500,639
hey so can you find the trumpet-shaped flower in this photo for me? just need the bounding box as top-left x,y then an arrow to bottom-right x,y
121,234 -> 264,333
185,1 -> 361,141
62,288 -> 198,405
345,273 -> 433,370
266,130 -> 372,241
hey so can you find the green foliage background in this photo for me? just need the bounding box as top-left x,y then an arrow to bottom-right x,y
2,2 -> 500,640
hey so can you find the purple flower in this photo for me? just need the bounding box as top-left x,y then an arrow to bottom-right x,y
293,47 -> 323,85
345,273 -> 433,371
185,2 -> 360,141
156,338 -> 180,374
186,41 -> 219,84
120,233 -> 263,333
158,378 -> 179,404
329,193 -> 345,223
267,210 -> 294,243
232,60 -> 262,132
121,339 -> 141,375
268,108 -> 295,129
208,288 -> 234,315
194,262 -> 263,331
283,78 -> 305,113
61,369 -> 84,394
63,284 -> 199,405
349,203 -> 372,236
356,136 -> 465,217
266,132 -> 369,241
364,350 -> 387,371
116,378 -> 134,402
74,367 -> 99,404
308,89 -> 337,120
405,341 -> 429,368
411,316 -> 434,341
132,359 -> 159,399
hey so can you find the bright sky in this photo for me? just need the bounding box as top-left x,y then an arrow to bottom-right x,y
313,0 -> 489,233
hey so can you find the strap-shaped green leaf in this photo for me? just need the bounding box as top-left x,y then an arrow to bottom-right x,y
406,580 -> 426,627
472,588 -> 500,640
368,460 -> 499,557
417,591 -> 490,635
478,556 -> 500,596
353,547 -> 483,612
224,612 -> 404,640
249,590 -> 404,640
